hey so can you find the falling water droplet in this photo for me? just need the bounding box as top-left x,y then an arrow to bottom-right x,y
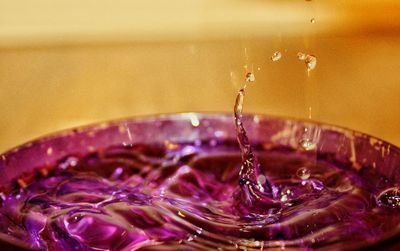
296,167 -> 311,180
297,52 -> 317,71
305,55 -> 317,71
271,51 -> 282,62
376,187 -> 400,209
245,72 -> 256,82
297,52 -> 307,61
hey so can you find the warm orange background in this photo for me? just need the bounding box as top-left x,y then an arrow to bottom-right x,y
0,0 -> 399,152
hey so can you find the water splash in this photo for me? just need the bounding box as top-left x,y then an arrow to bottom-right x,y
234,86 -> 278,210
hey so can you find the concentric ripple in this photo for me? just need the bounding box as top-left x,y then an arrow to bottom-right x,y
0,142 -> 399,250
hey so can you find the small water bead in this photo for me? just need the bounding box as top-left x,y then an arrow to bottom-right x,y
305,55 -> 317,71
299,138 -> 317,151
376,187 -> 400,209
280,188 -> 293,203
310,18 -> 315,24
297,52 -> 307,61
296,167 -> 311,180
297,53 -> 317,71
271,51 -> 282,62
245,72 -> 255,82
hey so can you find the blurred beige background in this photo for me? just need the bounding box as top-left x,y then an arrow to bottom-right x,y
0,0 -> 399,152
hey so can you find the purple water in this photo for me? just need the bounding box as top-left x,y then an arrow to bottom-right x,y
1,139 -> 399,250
0,90 -> 399,250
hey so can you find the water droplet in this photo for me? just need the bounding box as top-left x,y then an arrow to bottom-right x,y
297,52 -> 307,61
245,72 -> 255,82
299,138 -> 317,151
305,55 -> 317,71
271,51 -> 282,62
297,52 -> 317,71
296,167 -> 311,180
297,53 -> 317,71
310,18 -> 316,23
376,187 -> 400,209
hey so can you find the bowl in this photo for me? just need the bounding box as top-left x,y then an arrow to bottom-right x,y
0,113 -> 399,250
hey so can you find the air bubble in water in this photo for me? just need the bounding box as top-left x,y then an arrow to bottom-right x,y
296,167 -> 311,180
271,51 -> 282,62
245,72 -> 255,82
376,187 -> 400,209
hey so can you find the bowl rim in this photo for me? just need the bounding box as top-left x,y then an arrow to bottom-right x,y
1,112 -> 399,158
